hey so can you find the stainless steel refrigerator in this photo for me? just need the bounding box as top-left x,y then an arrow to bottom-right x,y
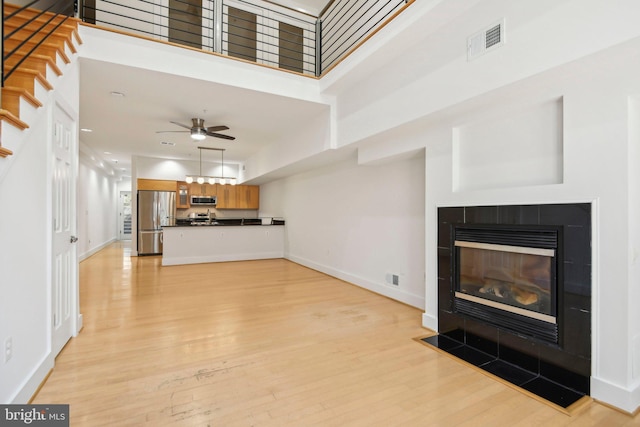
137,190 -> 176,255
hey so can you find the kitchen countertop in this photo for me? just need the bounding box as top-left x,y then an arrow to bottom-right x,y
166,218 -> 285,227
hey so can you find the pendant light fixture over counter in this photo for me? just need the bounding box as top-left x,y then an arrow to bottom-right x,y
185,146 -> 236,185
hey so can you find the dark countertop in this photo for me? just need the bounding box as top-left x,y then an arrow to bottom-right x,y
166,218 -> 285,227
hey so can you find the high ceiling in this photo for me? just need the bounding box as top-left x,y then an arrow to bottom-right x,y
79,59 -> 328,179
79,0 -> 334,181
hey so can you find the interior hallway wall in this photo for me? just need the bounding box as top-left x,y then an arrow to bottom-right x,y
77,153 -> 119,260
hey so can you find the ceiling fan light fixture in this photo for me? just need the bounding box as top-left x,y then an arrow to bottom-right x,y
191,128 -> 207,140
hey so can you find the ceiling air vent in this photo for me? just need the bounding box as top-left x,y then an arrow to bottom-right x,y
468,19 -> 505,61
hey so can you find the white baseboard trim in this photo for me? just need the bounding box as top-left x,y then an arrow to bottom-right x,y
591,376 -> 640,414
11,354 -> 54,404
287,254 -> 424,309
76,314 -> 83,334
79,238 -> 117,262
422,312 -> 438,332
162,251 -> 284,266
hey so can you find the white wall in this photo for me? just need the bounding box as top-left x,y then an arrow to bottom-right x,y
308,1 -> 640,411
0,57 -> 80,403
0,106 -> 52,404
77,152 -> 120,260
260,154 -> 425,308
404,42 -> 639,412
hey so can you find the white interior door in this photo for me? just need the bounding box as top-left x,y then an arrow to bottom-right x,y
52,103 -> 78,357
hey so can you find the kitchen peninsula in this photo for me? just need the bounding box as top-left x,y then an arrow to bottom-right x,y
161,219 -> 285,266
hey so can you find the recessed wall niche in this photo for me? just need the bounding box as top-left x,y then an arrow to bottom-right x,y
453,98 -> 564,192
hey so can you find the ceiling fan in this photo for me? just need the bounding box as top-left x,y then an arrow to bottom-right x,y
157,118 -> 235,141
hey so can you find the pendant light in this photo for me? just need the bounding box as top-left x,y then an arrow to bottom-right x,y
185,147 -> 236,185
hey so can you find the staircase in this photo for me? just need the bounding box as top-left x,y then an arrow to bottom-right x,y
1,2 -> 81,157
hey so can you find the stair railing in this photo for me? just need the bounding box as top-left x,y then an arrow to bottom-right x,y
2,0 -> 74,85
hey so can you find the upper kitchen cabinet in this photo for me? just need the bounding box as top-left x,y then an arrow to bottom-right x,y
176,181 -> 190,209
236,185 -> 259,210
216,184 -> 237,209
137,179 -> 177,191
190,182 -> 217,197
216,185 -> 259,209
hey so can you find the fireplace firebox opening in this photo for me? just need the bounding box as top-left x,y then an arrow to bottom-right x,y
453,225 -> 562,344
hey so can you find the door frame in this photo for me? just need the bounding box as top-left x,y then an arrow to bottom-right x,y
49,96 -> 81,358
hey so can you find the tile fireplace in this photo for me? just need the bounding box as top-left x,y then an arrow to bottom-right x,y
427,203 -> 591,408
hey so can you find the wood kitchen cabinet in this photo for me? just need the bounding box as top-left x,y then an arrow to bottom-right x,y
137,179 -> 177,191
215,184 -> 259,209
176,181 -> 190,208
189,182 -> 217,197
235,185 -> 260,209
215,184 -> 236,209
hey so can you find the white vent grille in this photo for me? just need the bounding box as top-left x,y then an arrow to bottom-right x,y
468,19 -> 505,61
485,24 -> 502,49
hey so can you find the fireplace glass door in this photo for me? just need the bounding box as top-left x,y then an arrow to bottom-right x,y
455,241 -> 556,323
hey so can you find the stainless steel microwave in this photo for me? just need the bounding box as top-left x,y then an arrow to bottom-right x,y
190,195 -> 217,205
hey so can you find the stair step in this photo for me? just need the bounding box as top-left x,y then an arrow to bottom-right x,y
5,69 -> 53,98
4,21 -> 78,44
4,53 -> 63,79
3,5 -> 75,28
3,13 -> 73,28
0,146 -> 14,158
1,4 -> 82,157
1,87 -> 42,121
0,109 -> 29,131
5,39 -> 71,64
7,30 -> 78,54
2,86 -> 42,108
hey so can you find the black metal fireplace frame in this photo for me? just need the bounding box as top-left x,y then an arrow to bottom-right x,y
452,223 -> 564,345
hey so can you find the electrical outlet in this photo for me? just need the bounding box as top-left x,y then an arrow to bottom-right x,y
4,337 -> 13,363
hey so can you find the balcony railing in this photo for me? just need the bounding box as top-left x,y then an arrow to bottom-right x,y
1,0 -> 412,82
78,0 -> 412,77
319,0 -> 409,74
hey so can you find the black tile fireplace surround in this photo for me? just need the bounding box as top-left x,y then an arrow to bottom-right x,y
434,203 -> 591,408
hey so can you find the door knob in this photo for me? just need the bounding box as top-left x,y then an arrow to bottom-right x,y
70,236 -> 78,243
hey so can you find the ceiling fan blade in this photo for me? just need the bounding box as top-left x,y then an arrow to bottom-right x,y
156,130 -> 188,133
206,132 -> 235,140
206,125 -> 229,133
170,120 -> 192,130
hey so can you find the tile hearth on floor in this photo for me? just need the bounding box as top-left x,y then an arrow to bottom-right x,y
420,334 -> 586,411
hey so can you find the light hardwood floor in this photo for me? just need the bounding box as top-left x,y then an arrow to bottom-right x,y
33,242 -> 638,426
